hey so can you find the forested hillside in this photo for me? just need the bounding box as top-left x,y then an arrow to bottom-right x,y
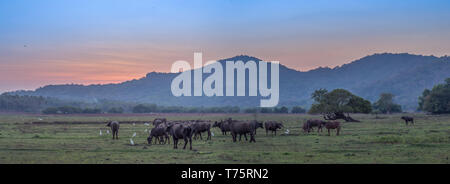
6,53 -> 450,111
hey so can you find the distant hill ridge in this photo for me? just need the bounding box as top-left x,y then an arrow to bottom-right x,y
7,53 -> 450,111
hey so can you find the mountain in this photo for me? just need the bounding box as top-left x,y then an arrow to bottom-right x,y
6,53 -> 450,111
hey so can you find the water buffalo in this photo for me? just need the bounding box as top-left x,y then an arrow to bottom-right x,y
264,121 -> 283,136
304,119 -> 326,133
302,122 -> 311,133
401,116 -> 414,125
236,120 -> 263,140
191,121 -> 212,140
324,121 -> 341,136
166,123 -> 193,150
147,125 -> 169,145
153,118 -> 167,127
229,121 -> 261,143
155,123 -> 171,144
252,120 -> 264,135
106,121 -> 120,140
213,120 -> 231,135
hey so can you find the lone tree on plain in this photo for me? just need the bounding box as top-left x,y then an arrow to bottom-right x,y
308,89 -> 372,122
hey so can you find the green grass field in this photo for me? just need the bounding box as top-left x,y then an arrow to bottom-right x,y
0,113 -> 449,164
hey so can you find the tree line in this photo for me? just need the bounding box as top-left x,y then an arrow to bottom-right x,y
39,105 -> 307,114
418,78 -> 450,114
1,78 -> 449,115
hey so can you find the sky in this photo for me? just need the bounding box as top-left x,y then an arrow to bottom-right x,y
1,0 -> 450,92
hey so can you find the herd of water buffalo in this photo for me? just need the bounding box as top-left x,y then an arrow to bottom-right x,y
105,116 -> 415,150
105,117 -> 347,150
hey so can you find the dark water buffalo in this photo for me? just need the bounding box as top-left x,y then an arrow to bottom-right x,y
152,118 -> 167,127
324,121 -> 341,136
106,121 -> 120,140
401,116 -> 414,125
238,120 -> 263,139
302,122 -> 312,133
191,121 -> 212,140
147,125 -> 169,145
304,119 -> 326,133
159,123 -> 172,143
166,123 -> 193,150
252,120 -> 264,135
264,121 -> 283,136
229,121 -> 261,143
213,120 -> 231,135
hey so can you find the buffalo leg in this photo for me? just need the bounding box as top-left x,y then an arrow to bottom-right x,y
250,133 -> 256,142
189,137 -> 192,150
328,129 -> 331,136
173,138 -> 178,149
183,137 -> 188,149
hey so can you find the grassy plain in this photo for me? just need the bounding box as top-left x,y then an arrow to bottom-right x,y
0,113 -> 448,164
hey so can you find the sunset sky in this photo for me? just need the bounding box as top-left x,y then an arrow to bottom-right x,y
1,0 -> 450,92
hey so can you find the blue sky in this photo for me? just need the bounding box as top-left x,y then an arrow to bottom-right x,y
1,0 -> 450,92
